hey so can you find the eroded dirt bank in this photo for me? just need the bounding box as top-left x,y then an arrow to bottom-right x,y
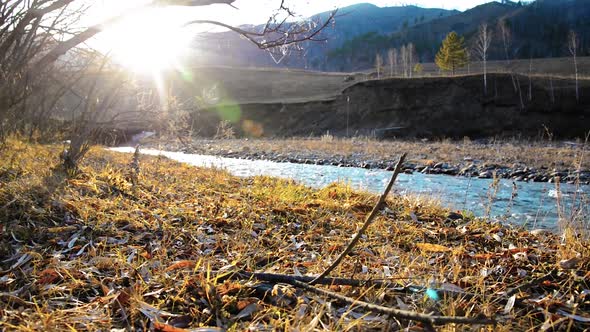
190,73 -> 589,139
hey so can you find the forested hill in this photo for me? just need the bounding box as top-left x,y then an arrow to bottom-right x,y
190,0 -> 590,72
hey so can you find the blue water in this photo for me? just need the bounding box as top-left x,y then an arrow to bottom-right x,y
110,147 -> 589,229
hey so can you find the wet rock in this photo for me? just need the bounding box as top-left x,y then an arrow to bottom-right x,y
447,212 -> 463,220
478,171 -> 493,178
441,167 -> 459,175
510,169 -> 527,177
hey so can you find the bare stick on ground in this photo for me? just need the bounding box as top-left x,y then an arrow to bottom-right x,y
291,278 -> 495,326
309,153 -> 407,285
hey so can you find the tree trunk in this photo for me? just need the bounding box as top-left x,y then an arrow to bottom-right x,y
574,53 -> 579,102
483,59 -> 487,95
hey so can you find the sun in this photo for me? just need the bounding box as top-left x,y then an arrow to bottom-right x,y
99,8 -> 193,73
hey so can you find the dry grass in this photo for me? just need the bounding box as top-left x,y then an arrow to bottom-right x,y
159,136 -> 589,171
1,139 -> 589,331
158,57 -> 590,106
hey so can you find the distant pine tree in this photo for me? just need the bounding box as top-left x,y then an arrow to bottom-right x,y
435,31 -> 468,75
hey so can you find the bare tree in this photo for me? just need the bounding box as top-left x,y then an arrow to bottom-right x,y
568,30 -> 579,102
498,19 -> 511,62
375,53 -> 383,79
498,19 -> 517,91
31,1 -> 337,75
0,0 -> 337,144
387,48 -> 398,77
466,49 -> 471,74
474,23 -> 493,94
400,44 -> 407,78
407,43 -> 415,78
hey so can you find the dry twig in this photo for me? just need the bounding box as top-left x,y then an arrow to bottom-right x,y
309,153 -> 407,284
291,278 -> 495,326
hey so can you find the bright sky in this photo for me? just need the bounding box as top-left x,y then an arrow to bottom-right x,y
87,0 -> 495,28
82,0 -> 494,72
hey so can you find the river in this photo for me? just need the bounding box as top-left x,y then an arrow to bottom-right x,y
110,147 -> 589,230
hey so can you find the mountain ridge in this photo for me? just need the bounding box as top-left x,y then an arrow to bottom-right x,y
189,0 -> 589,71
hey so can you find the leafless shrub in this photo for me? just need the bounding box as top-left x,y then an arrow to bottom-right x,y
61,55 -> 129,172
568,30 -> 580,102
214,120 -> 235,139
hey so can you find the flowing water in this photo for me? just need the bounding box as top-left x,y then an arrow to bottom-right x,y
111,147 -> 589,230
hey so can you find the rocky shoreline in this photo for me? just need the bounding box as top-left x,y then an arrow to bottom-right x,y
141,139 -> 590,185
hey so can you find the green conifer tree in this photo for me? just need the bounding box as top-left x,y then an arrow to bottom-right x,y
435,31 -> 468,75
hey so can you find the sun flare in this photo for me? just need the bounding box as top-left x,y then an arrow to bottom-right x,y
99,9 -> 193,74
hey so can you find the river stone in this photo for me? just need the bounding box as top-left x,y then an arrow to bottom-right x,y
447,212 -> 463,220
478,171 -> 493,178
442,167 -> 459,175
530,229 -> 549,236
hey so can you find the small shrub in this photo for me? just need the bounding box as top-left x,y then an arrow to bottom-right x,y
320,131 -> 334,142
214,120 -> 235,139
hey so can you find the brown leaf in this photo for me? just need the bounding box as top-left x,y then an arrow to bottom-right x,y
36,268 -> 61,285
165,260 -> 196,272
416,243 -> 452,253
154,320 -> 189,332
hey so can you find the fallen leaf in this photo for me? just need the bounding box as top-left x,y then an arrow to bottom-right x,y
504,295 -> 516,314
154,321 -> 189,332
165,260 -> 197,272
416,243 -> 452,253
234,303 -> 258,320
559,257 -> 581,269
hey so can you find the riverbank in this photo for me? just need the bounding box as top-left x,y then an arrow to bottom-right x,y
140,136 -> 590,185
2,139 -> 589,330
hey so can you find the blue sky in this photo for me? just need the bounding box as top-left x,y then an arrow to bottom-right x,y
226,1 -> 493,24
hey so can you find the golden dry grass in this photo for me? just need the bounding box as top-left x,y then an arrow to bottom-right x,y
158,136 -> 589,171
1,139 -> 589,331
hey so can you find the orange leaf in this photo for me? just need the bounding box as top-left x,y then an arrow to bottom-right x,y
165,260 -> 196,272
36,268 -> 61,285
507,248 -> 530,254
153,320 -> 189,332
416,243 -> 452,253
473,253 -> 496,260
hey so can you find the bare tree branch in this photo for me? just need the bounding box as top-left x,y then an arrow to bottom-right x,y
154,0 -> 237,7
183,10 -> 337,50
289,278 -> 495,326
309,153 -> 407,285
